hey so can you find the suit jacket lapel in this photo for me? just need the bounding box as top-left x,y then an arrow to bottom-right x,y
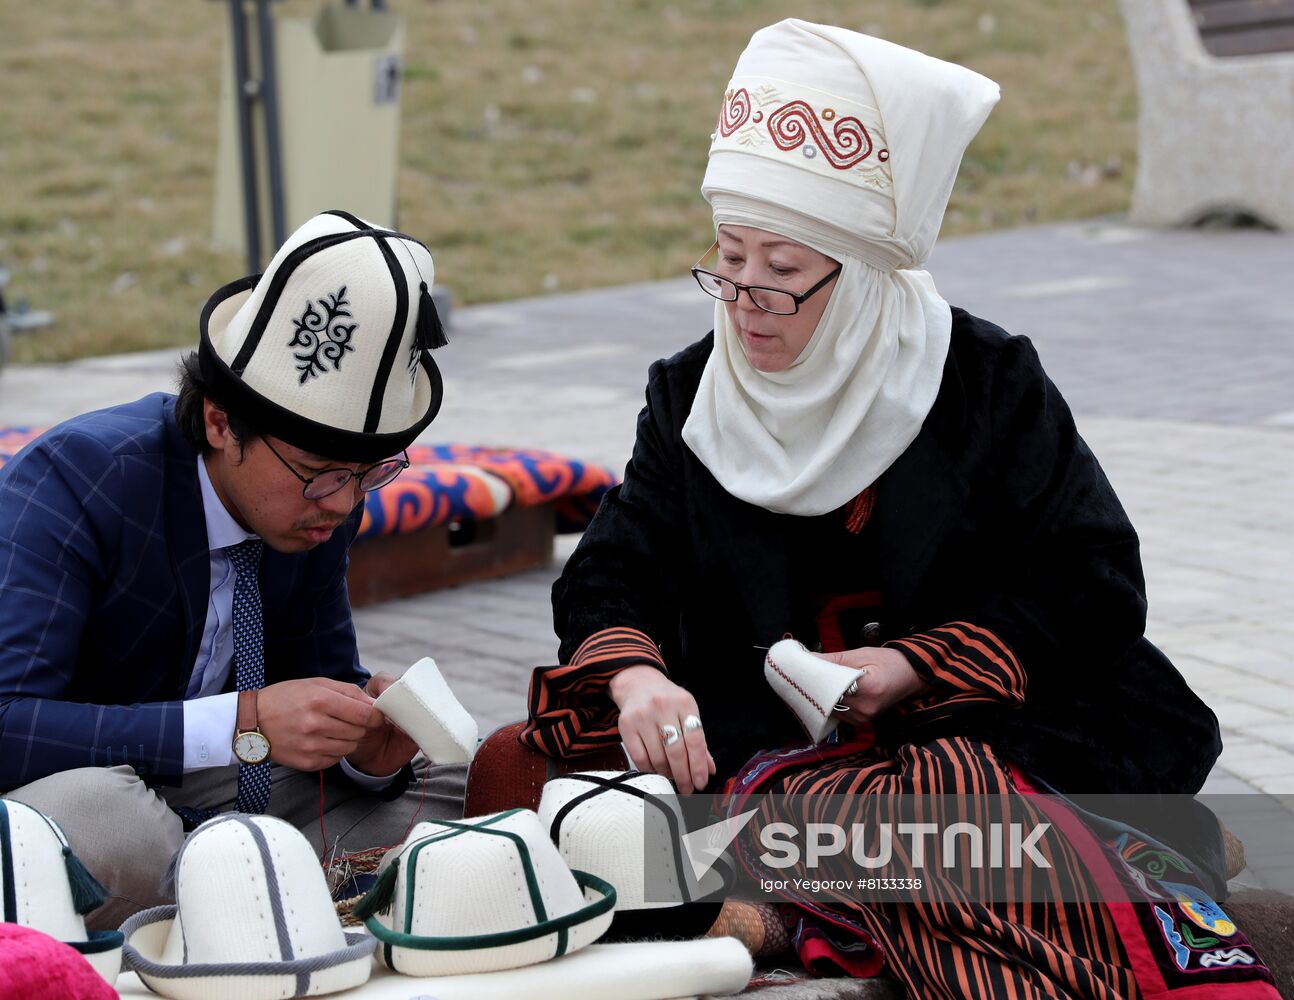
162,400 -> 211,698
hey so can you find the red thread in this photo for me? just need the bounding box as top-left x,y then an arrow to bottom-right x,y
316,761 -> 433,873
767,100 -> 874,169
317,770 -> 328,864
768,655 -> 827,717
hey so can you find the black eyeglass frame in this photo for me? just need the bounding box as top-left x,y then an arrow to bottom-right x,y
262,437 -> 411,500
690,242 -> 842,316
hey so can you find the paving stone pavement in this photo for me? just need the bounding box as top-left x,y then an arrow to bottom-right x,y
2,221 -> 1291,884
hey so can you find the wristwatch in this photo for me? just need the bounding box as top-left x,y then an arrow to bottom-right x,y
232,689 -> 271,765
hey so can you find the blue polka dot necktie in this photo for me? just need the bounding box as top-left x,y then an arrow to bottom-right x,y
227,539 -> 271,814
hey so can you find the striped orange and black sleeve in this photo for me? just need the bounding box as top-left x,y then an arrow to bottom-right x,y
519,627 -> 667,758
885,622 -> 1026,723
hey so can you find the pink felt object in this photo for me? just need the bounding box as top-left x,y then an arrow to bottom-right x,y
0,923 -> 117,1000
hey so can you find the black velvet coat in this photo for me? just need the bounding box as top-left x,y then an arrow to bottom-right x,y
553,309 -> 1221,796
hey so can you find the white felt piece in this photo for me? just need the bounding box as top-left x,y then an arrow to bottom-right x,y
764,639 -> 866,743
373,657 -> 478,765
115,938 -> 754,999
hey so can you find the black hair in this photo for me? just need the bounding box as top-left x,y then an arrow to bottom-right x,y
174,352 -> 264,456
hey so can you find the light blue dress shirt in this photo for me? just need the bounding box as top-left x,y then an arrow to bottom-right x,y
182,455 -> 394,788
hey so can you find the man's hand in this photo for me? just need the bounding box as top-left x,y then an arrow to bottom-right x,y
819,646 -> 930,724
344,672 -> 419,776
609,665 -> 716,794
257,675 -> 412,774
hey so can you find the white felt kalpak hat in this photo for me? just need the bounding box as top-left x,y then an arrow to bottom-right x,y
537,770 -> 728,943
119,814 -> 375,1000
198,209 -> 446,464
0,799 -> 122,986
357,808 -> 616,977
539,771 -> 697,912
765,638 -> 866,743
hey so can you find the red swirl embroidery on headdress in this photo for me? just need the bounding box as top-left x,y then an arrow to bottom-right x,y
718,88 -> 751,137
767,100 -> 874,169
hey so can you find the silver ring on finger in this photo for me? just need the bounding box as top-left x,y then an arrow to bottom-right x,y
659,724 -> 681,747
682,714 -> 703,732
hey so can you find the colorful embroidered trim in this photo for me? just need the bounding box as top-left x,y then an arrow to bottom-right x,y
711,77 -> 892,192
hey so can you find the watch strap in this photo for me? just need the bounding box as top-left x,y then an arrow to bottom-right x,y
236,688 -> 260,734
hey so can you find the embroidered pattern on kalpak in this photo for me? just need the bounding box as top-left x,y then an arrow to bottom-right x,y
713,82 -> 892,192
768,100 -> 874,168
289,286 -> 358,384
719,87 -> 752,136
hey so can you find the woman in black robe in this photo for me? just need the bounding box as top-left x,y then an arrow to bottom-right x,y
522,19 -> 1278,999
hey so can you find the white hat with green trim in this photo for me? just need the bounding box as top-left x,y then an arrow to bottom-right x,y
0,798 -> 122,986
119,814 -> 375,999
356,808 -> 617,977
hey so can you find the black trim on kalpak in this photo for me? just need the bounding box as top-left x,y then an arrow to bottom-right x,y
364,234 -> 411,434
198,274 -> 443,464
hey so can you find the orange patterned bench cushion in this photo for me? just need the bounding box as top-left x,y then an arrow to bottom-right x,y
0,429 -> 618,541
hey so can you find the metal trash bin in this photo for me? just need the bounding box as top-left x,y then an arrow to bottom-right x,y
213,2 -> 405,264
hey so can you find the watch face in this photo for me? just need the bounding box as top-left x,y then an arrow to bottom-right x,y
234,731 -> 271,764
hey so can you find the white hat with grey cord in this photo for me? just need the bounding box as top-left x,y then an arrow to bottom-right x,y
198,209 -> 447,464
119,814 -> 375,999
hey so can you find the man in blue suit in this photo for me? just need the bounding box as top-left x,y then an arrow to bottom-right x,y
0,212 -> 460,929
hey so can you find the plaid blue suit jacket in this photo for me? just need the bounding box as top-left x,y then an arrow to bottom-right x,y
0,393 -> 367,792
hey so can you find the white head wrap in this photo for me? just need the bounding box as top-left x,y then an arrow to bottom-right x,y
681,20 -> 999,515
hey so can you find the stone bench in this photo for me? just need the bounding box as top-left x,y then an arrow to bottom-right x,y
1119,0 -> 1294,228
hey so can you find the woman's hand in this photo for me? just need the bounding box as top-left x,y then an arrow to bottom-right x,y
817,646 -> 930,723
609,665 -> 717,794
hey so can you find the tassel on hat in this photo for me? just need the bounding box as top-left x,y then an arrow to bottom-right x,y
416,282 -> 449,352
32,808 -> 109,915
0,800 -> 122,987
63,847 -> 109,916
353,857 -> 400,920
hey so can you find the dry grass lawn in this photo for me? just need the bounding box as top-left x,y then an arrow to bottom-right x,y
0,0 -> 1137,363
